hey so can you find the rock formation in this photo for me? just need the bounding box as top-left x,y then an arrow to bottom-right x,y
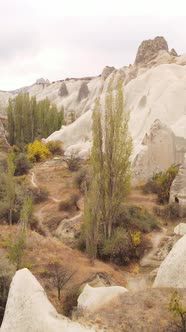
134,36 -> 169,66
132,120 -> 177,181
101,66 -> 116,80
55,213 -> 82,244
174,223 -> 186,236
77,284 -> 128,312
77,82 -> 89,102
35,78 -> 50,85
1,268 -> 95,332
169,154 -> 186,216
0,36 -> 186,181
58,81 -> 69,97
153,235 -> 186,288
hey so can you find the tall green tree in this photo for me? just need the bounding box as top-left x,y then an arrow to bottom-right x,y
7,93 -> 64,147
6,153 -> 16,225
19,196 -> 33,232
103,80 -> 132,239
84,80 -> 132,263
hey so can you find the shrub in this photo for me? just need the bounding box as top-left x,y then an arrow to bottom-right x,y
98,228 -> 135,265
59,193 -> 80,211
63,286 -> 80,317
74,168 -> 91,193
47,260 -> 76,300
29,216 -> 47,236
26,186 -> 49,204
8,233 -> 26,270
142,165 -> 178,204
46,140 -> 63,155
154,202 -> 180,220
27,140 -> 50,163
0,257 -> 15,324
14,153 -> 31,176
65,153 -> 81,172
117,204 -> 159,233
167,290 -> 186,331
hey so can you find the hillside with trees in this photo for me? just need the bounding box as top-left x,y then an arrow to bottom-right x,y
7,93 -> 64,147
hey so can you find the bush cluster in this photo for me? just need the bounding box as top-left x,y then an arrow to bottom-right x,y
27,140 -> 50,163
153,202 -> 181,220
142,165 -> 178,204
0,258 -> 15,324
59,193 -> 80,211
46,140 -> 63,155
63,286 -> 80,317
117,204 -> 159,233
73,167 -> 91,193
25,186 -> 49,204
98,228 -> 136,265
14,153 -> 31,176
65,154 -> 81,172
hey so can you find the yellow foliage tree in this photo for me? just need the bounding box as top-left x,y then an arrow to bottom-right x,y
27,140 -> 50,162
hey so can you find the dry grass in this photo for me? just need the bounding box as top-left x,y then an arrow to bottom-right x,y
78,288 -> 186,332
0,224 -> 127,314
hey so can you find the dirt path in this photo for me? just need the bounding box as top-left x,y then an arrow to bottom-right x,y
30,171 -> 38,188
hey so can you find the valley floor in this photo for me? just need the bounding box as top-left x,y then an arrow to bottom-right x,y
0,159 -> 184,331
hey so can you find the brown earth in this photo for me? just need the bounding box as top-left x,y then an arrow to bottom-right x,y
79,288 -> 186,332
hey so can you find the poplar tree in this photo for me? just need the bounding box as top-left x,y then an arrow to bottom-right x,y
84,99 -> 104,264
103,80 -> 132,239
84,80 -> 132,263
6,153 -> 16,225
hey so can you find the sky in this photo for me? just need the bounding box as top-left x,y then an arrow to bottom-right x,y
1,0 -> 186,90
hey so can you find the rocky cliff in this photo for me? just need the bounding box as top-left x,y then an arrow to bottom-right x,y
0,36 -> 186,181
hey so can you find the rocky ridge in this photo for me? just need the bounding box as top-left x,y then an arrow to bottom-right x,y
0,36 -> 186,181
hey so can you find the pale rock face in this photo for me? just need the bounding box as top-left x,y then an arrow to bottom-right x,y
77,284 -> 128,312
174,223 -> 186,236
132,119 -> 177,181
47,63 -> 186,180
56,213 -> 82,241
169,154 -> 186,214
1,37 -> 186,180
153,235 -> 186,288
134,36 -> 169,66
1,269 -> 95,332
45,109 -> 92,158
101,66 -> 116,80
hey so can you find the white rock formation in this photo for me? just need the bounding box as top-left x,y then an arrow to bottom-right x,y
56,213 -> 82,241
45,110 -> 92,158
77,284 -> 128,312
174,223 -> 186,236
170,154 -> 186,214
1,36 -> 186,179
153,235 -> 186,288
46,63 -> 186,179
132,119 -> 177,180
1,268 -> 95,332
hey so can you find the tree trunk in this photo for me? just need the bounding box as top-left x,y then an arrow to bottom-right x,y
9,207 -> 13,225
58,288 -> 61,300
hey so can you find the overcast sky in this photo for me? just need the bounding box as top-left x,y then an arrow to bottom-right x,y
1,0 -> 186,90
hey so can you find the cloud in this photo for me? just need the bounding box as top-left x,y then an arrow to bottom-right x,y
0,1 -> 186,89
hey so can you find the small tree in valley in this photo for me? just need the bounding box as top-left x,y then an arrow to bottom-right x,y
48,260 -> 76,300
